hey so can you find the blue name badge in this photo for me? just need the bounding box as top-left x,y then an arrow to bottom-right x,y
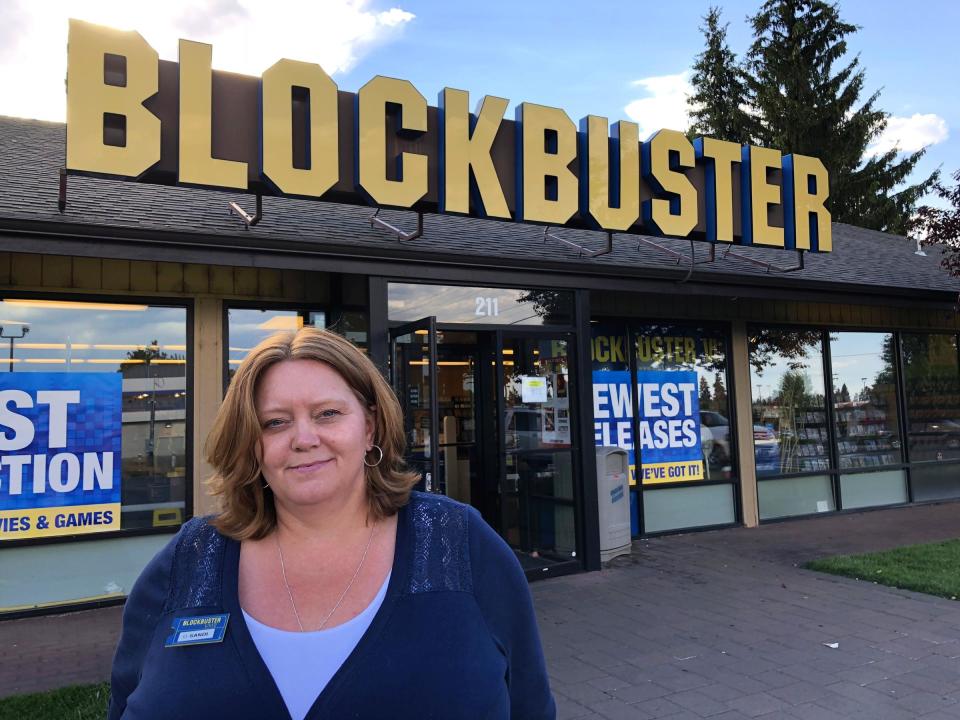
165,613 -> 230,648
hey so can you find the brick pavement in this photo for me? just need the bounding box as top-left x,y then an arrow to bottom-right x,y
2,500 -> 960,719
534,501 -> 960,719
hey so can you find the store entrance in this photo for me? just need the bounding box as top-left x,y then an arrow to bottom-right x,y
390,318 -> 578,575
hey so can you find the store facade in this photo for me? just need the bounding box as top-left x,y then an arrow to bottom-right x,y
1,22 -> 958,615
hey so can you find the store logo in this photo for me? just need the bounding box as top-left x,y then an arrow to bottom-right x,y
64,19 -> 831,253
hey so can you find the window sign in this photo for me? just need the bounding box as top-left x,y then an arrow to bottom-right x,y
0,373 -> 122,539
520,376 -> 547,403
636,370 -> 703,484
591,369 -> 703,485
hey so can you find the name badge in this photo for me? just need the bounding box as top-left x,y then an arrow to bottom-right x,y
165,613 -> 230,648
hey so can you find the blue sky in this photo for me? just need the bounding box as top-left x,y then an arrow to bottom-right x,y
1,0 -> 955,204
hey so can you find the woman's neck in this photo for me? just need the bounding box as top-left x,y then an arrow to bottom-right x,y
272,491 -> 372,550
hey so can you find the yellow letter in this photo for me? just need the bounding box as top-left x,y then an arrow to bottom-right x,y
783,154 -> 831,252
178,39 -> 247,189
261,59 -> 339,197
580,116 -> 640,231
65,19 -> 160,178
693,137 -> 740,243
439,89 -> 510,218
516,103 -> 578,225
741,145 -> 784,247
641,129 -> 698,237
356,76 -> 428,208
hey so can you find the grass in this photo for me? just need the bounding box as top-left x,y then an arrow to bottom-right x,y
0,682 -> 109,720
805,538 -> 960,600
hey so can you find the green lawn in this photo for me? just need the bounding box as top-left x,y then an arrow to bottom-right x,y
805,538 -> 960,600
0,682 -> 109,720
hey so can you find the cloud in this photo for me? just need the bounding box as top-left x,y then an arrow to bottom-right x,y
623,71 -> 694,140
867,113 -> 949,157
0,0 -> 415,123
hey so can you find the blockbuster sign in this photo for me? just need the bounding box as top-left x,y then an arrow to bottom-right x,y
64,20 -> 832,252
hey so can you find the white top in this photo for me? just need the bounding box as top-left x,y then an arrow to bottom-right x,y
242,572 -> 391,720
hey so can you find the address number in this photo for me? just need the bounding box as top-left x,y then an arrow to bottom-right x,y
475,297 -> 500,317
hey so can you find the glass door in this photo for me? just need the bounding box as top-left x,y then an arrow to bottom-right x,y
497,331 -> 578,571
390,318 -> 439,492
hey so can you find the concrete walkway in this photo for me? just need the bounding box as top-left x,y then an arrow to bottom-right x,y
2,501 -> 960,720
535,501 -> 960,719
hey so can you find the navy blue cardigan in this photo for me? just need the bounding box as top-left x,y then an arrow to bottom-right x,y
107,492 -> 556,719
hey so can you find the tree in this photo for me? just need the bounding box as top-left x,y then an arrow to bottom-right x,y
689,0 -> 938,235
837,383 -> 850,403
699,376 -> 713,406
687,7 -> 754,144
712,376 -> 728,409
916,169 -> 960,279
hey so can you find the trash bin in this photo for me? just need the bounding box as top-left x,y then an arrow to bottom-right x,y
596,446 -> 631,562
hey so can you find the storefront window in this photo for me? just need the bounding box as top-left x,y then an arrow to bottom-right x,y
830,332 -> 903,469
749,328 -> 828,476
388,283 -> 573,325
902,333 -> 960,462
902,333 -> 960,501
830,332 -> 907,508
591,321 -> 736,534
749,327 -> 834,519
0,298 -> 188,540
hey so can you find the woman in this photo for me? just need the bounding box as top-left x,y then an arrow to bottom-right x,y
107,327 -> 556,720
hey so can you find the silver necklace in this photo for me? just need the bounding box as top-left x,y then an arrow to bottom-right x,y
275,522 -> 377,632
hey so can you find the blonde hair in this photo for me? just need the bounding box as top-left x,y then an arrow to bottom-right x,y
206,327 -> 419,540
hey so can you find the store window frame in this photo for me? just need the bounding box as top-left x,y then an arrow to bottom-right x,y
0,290 -> 194,550
749,323 -> 960,523
595,317 -> 743,535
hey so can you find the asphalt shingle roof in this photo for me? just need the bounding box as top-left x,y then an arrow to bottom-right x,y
0,115 -> 956,300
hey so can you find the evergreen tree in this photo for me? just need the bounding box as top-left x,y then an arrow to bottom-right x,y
688,0 -> 937,236
712,376 -> 728,409
687,7 -> 753,144
699,376 -> 713,407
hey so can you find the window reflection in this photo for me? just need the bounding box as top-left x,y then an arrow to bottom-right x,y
388,283 -> 573,325
902,333 -> 960,463
830,332 -> 902,469
749,328 -> 828,476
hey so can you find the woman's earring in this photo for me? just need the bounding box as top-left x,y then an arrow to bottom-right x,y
363,445 -> 384,467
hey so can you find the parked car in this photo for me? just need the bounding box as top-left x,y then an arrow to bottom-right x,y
753,425 -> 781,476
700,411 -> 730,465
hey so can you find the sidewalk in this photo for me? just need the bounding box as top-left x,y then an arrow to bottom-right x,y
535,501 -> 960,719
2,500 -> 960,719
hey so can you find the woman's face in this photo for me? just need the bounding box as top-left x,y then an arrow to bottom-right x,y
254,359 -> 374,511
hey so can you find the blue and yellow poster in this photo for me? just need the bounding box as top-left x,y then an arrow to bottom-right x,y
0,373 -> 122,539
593,369 -> 703,485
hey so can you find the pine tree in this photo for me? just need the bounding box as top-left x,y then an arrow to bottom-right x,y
700,376 -> 713,407
688,0 -> 937,236
743,0 -> 937,235
687,7 -> 754,144
712,376 -> 728,409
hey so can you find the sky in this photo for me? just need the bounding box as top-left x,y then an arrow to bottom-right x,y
0,0 -> 956,205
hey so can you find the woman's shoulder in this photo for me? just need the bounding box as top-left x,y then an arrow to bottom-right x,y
129,515 -> 230,615
403,492 -> 518,595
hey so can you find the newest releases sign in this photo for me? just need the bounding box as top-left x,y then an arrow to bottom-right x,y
64,20 -> 832,252
0,374 -> 122,540
592,370 -> 704,485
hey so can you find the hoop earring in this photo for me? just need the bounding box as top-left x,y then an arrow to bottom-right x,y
363,445 -> 384,467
